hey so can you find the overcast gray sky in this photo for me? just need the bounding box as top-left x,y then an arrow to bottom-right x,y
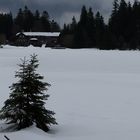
0,0 -> 135,26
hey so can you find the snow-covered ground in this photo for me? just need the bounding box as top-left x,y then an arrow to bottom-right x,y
1,45 -> 140,140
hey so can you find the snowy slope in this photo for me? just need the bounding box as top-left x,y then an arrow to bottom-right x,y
0,45 -> 140,140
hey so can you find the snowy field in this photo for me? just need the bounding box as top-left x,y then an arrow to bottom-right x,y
0,45 -> 140,140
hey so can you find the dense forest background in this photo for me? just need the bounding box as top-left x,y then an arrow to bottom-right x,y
0,6 -> 60,41
61,0 -> 140,50
1,0 -> 140,50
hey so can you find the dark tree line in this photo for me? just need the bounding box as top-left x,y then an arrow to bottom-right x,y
1,1 -> 140,50
108,0 -> 140,50
61,0 -> 140,50
60,6 -> 106,49
0,6 -> 60,41
14,6 -> 60,33
0,13 -> 13,40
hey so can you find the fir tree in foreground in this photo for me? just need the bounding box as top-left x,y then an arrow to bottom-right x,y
0,54 -> 57,132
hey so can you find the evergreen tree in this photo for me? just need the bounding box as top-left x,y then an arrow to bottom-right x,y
0,54 -> 57,132
41,11 -> 51,32
50,20 -> 60,32
132,0 -> 140,49
73,5 -> 90,48
0,13 -> 13,39
79,5 -> 88,26
95,12 -> 105,49
109,0 -> 119,37
118,0 -> 129,49
34,10 -> 40,20
87,7 -> 96,47
109,0 -> 129,49
14,6 -> 34,32
62,23 -> 70,34
124,2 -> 134,48
112,0 -> 119,16
32,10 -> 44,32
23,6 -> 34,31
70,16 -> 77,33
14,8 -> 24,31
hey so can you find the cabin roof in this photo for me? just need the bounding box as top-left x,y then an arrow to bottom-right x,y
16,32 -> 60,37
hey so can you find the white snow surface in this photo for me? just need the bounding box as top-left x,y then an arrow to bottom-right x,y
0,45 -> 140,140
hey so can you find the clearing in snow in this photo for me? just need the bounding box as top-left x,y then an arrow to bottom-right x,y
0,45 -> 140,140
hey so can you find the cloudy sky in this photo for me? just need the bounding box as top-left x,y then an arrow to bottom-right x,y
0,0 -> 135,26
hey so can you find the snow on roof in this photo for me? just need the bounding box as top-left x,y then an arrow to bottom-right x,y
16,32 -> 60,37
30,38 -> 38,41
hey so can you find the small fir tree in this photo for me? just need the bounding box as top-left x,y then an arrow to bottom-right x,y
0,54 -> 57,132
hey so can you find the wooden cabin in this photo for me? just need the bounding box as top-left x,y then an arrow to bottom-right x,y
14,32 -> 60,47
